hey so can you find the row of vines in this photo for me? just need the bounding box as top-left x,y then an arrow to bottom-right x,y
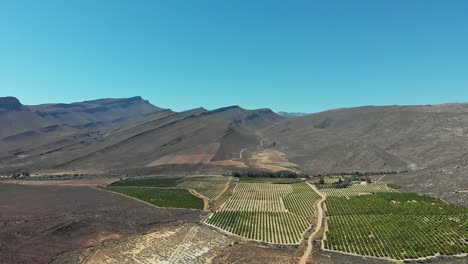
205,182 -> 320,244
324,192 -> 468,260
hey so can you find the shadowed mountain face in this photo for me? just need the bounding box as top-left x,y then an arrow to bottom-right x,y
0,96 -> 166,139
46,106 -> 283,170
28,96 -> 166,129
0,97 -> 283,172
0,96 -> 167,171
0,97 -> 23,111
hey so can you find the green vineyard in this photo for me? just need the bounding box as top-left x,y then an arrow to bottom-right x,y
205,182 -> 320,244
324,192 -> 468,260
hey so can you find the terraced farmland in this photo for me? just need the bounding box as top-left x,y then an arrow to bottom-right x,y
205,182 -> 320,244
177,175 -> 230,200
321,183 -> 395,197
324,192 -> 468,261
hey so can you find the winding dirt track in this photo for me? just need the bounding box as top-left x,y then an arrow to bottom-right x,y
235,121 -> 279,161
299,183 -> 326,264
236,131 -> 267,160
188,189 -> 210,211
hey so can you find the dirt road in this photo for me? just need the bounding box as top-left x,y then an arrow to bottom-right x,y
299,183 -> 326,264
235,131 -> 266,160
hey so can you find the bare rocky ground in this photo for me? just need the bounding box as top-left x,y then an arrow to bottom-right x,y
212,242 -> 299,264
56,223 -> 233,263
383,157 -> 468,207
0,183 -> 201,264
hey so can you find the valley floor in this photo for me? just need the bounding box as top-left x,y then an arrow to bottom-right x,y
1,177 -> 467,264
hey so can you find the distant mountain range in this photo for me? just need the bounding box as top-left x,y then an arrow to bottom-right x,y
277,111 -> 309,118
1,96 -> 467,206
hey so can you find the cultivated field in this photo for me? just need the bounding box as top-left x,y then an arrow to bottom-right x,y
312,176 -> 342,188
177,175 -> 230,200
108,174 -> 230,201
238,177 -> 305,184
108,175 -> 185,187
205,182 -> 320,244
323,191 -> 468,261
321,184 -> 395,197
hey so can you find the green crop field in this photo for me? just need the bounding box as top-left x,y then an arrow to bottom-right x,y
324,192 -> 468,260
177,175 -> 230,200
205,182 -> 320,244
108,176 -> 185,187
105,186 -> 204,209
108,174 -> 230,200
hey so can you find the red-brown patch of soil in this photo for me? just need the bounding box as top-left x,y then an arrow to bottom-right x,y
248,149 -> 297,172
147,143 -> 220,166
209,160 -> 248,168
0,184 -> 201,264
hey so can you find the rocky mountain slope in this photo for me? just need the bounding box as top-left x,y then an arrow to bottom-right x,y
0,97 -> 283,172
264,104 -> 468,173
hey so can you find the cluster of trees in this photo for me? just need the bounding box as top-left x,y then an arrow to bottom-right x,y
317,175 -> 372,189
10,171 -> 30,179
330,178 -> 351,189
313,170 -> 408,178
225,168 -> 410,181
231,170 -> 302,178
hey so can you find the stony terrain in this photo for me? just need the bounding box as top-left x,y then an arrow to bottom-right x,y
55,223 -> 233,264
0,183 -> 201,264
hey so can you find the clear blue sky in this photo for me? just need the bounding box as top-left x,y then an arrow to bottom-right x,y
1,0 -> 467,113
